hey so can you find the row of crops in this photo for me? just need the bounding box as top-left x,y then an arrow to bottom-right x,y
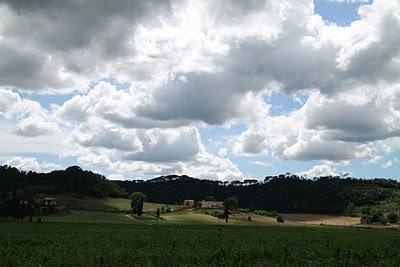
1,222 -> 400,266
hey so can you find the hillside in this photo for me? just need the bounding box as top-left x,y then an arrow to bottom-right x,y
1,165 -> 399,215
0,165 -> 127,198
116,174 -> 400,214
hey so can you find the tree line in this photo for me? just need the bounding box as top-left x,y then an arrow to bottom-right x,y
0,165 -> 128,218
0,165 -> 127,198
116,174 -> 398,214
0,165 -> 398,215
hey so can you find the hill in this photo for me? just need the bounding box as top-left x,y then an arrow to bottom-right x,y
115,174 -> 400,214
1,165 -> 399,215
0,165 -> 127,198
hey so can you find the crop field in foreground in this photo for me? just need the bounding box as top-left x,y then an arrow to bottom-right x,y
1,223 -> 400,266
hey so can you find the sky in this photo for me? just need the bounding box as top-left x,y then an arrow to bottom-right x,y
0,0 -> 400,181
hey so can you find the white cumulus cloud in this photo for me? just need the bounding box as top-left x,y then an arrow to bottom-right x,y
3,157 -> 62,173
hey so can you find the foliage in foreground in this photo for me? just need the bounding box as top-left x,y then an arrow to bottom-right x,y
1,223 -> 400,266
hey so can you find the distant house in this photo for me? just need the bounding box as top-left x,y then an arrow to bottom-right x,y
184,200 -> 195,209
41,198 -> 57,207
200,200 -> 224,209
38,197 -> 58,216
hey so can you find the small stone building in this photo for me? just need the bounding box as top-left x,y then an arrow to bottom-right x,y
184,199 -> 195,209
200,200 -> 224,209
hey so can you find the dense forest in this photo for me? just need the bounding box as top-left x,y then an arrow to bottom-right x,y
0,165 -> 127,198
116,174 -> 399,214
0,165 -> 398,214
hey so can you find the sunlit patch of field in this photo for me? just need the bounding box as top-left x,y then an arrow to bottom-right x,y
143,202 -> 182,212
161,211 -> 257,225
38,194 -> 183,213
237,213 -> 277,225
36,195 -> 364,227
162,212 -> 223,224
284,213 -> 361,226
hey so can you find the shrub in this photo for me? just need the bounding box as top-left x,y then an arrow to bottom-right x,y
345,202 -> 356,217
361,214 -> 371,224
254,210 -> 267,216
387,212 -> 399,223
254,210 -> 274,217
380,217 -> 388,225
361,207 -> 371,215
370,209 -> 383,223
165,205 -> 171,213
277,215 -> 285,223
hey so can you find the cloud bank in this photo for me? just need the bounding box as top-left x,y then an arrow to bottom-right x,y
0,0 -> 399,179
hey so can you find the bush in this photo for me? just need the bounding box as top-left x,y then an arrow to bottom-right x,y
277,215 -> 285,223
254,210 -> 274,217
380,217 -> 388,225
361,214 -> 371,224
361,207 -> 371,215
345,202 -> 356,217
254,210 -> 267,216
370,209 -> 383,223
387,212 -> 399,223
165,205 -> 171,213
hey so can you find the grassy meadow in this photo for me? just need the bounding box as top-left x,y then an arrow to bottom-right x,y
1,222 -> 400,266
2,196 -> 400,266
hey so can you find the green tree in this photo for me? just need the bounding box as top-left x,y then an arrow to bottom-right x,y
223,197 -> 238,224
224,197 -> 238,210
276,215 -> 285,223
346,202 -> 356,217
205,196 -> 216,201
361,207 -> 371,215
156,208 -> 160,220
224,206 -> 229,224
131,192 -> 146,216
387,212 -> 399,223
370,208 -> 383,223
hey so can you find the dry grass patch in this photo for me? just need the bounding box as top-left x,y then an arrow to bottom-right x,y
284,213 -> 360,226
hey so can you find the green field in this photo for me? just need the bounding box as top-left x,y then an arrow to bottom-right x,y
2,196 -> 399,266
39,209 -> 265,225
45,210 -> 135,224
1,222 -> 400,266
41,195 -> 183,213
